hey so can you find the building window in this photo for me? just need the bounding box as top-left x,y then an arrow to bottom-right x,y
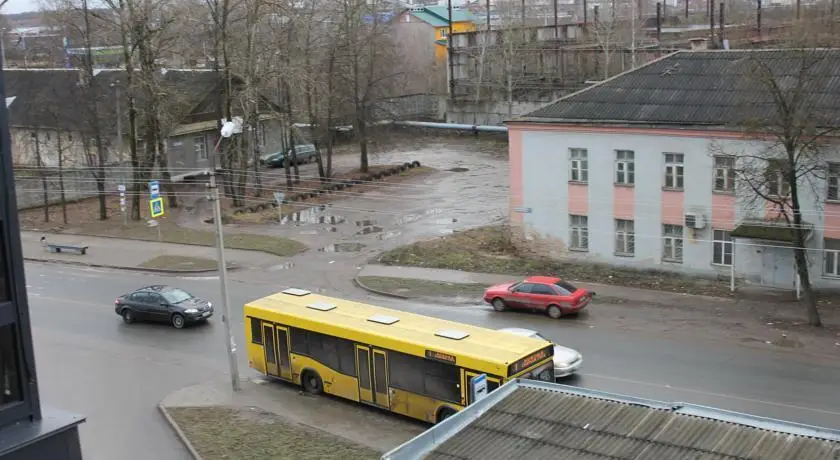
825,239 -> 840,277
714,156 -> 735,193
712,229 -> 733,266
194,135 -> 208,161
569,148 -> 588,183
615,219 -> 635,255
828,163 -> 839,201
664,153 -> 684,189
766,159 -> 790,197
440,29 -> 448,38
569,215 -> 589,251
0,323 -> 23,405
255,122 -> 266,148
662,224 -> 684,263
615,150 -> 635,185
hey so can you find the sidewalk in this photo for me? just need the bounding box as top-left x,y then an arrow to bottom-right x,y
20,231 -> 285,273
159,378 -> 423,458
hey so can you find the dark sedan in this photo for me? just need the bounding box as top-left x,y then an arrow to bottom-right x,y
115,285 -> 213,329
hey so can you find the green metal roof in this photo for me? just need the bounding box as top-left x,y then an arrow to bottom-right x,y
409,6 -> 476,26
409,11 -> 448,27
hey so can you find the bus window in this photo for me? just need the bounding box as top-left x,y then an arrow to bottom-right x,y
250,317 -> 262,344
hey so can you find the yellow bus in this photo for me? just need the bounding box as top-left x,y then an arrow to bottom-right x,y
244,288 -> 555,424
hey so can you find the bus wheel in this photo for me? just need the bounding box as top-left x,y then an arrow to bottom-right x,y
302,370 -> 323,395
437,407 -> 457,424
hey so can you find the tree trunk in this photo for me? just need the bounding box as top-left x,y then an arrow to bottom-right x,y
357,116 -> 369,173
788,148 -> 820,326
117,0 -> 141,221
95,133 -> 108,220
57,131 -> 67,224
155,128 -> 178,208
284,127 -> 293,189
82,0 -> 108,221
33,131 -> 49,222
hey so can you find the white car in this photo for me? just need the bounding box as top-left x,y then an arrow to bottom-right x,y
498,327 -> 582,378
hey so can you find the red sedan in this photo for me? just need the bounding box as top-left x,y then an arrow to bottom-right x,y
483,276 -> 593,319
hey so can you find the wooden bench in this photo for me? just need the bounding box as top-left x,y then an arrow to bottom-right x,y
40,236 -> 88,255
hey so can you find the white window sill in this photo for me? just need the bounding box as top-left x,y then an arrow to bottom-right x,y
614,252 -> 635,258
569,247 -> 589,252
662,258 -> 683,264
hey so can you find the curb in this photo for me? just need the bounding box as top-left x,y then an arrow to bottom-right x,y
352,276 -> 412,300
158,404 -> 203,460
23,257 -> 236,274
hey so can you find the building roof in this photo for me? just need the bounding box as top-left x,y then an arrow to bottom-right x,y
3,68 -> 221,134
383,380 -> 840,460
408,6 -> 476,27
517,49 -> 840,129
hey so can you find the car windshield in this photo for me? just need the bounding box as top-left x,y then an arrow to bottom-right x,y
509,282 -> 521,291
161,288 -> 193,304
554,280 -> 578,294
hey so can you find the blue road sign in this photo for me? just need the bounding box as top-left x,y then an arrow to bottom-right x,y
149,180 -> 160,199
472,373 -> 488,402
149,197 -> 164,218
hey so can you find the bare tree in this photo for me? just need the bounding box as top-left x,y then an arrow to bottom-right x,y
29,131 -> 50,222
712,49 -> 838,327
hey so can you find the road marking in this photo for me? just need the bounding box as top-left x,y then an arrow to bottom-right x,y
581,372 -> 840,417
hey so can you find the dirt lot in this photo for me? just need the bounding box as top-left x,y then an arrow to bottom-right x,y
168,406 -> 380,460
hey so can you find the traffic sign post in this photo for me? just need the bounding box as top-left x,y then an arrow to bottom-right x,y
149,197 -> 164,218
472,374 -> 488,403
149,180 -> 160,199
118,184 -> 127,225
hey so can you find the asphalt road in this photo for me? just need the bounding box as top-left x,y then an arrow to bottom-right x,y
26,262 -> 840,459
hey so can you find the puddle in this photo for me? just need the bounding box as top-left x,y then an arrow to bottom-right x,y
355,219 -> 378,227
432,218 -> 458,225
438,229 -> 455,235
448,167 -> 470,172
356,226 -> 384,235
394,214 -> 421,225
269,262 -> 295,270
319,243 -> 366,252
281,207 -> 345,225
299,230 -> 319,235
425,208 -> 444,216
377,231 -> 402,240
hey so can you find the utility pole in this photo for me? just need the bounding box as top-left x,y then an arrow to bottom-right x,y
208,171 -> 241,391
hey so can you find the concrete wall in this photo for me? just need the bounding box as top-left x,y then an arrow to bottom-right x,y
14,167 -> 132,210
512,128 -> 840,289
445,100 -> 553,125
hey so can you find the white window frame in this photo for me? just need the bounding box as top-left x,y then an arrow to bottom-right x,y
194,135 -> 208,161
664,153 -> 684,189
712,229 -> 733,266
825,239 -> 840,278
615,219 -> 635,256
828,162 -> 839,202
766,160 -> 791,197
569,148 -> 588,183
569,215 -> 589,251
662,224 -> 684,263
615,150 -> 635,185
714,155 -> 735,193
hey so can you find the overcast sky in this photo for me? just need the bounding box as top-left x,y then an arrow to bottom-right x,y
3,0 -> 40,15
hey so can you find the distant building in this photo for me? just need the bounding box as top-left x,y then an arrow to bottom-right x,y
396,6 -> 478,64
383,379 -> 840,459
506,49 -> 840,290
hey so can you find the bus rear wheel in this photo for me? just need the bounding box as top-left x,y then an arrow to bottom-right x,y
437,407 -> 457,424
301,370 -> 323,395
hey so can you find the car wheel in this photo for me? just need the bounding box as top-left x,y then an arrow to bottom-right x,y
547,304 -> 563,319
301,370 -> 323,395
171,313 -> 185,329
121,309 -> 135,324
492,298 -> 507,312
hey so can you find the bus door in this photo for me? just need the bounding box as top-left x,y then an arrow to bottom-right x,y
355,345 -> 374,405
463,370 -> 501,405
372,349 -> 390,409
262,323 -> 292,380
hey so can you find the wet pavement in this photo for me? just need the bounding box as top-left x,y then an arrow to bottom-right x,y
178,138 -> 509,256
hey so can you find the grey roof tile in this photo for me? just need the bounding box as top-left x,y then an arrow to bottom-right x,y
522,49 -> 840,128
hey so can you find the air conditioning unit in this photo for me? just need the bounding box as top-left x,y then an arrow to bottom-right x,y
684,212 -> 706,230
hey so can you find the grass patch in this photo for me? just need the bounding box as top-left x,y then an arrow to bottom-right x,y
357,276 -> 487,298
139,255 -> 219,271
63,221 -> 307,257
168,406 -> 380,460
376,225 -> 736,297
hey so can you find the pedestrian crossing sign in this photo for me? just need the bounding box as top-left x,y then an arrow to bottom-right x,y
150,197 -> 165,218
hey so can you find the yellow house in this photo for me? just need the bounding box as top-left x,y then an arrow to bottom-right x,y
397,6 -> 478,64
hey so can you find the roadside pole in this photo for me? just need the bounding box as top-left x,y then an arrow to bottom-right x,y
208,168 -> 241,392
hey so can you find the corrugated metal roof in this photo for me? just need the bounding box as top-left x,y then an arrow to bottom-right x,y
520,49 -> 840,128
409,6 -> 476,26
383,380 -> 840,460
409,11 -> 449,27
